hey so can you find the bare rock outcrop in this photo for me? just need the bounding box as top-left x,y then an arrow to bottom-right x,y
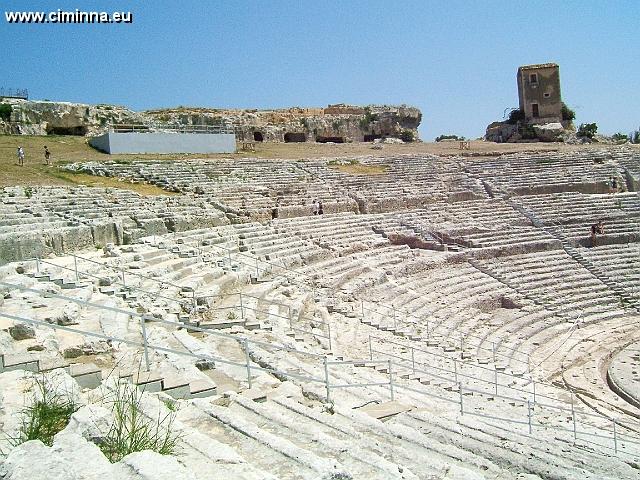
1,99 -> 145,136
1,99 -> 422,142
144,104 -> 422,143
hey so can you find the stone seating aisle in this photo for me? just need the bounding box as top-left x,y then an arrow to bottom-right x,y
6,360 -> 637,479
580,244 -> 640,301
245,327 -> 640,467
466,151 -> 622,196
3,247 -> 640,476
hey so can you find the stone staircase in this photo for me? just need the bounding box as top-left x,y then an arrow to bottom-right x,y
509,196 -> 640,313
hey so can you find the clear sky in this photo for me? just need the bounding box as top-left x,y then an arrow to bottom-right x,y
1,0 -> 638,139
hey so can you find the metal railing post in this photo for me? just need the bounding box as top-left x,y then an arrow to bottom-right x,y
73,255 -> 79,282
35,257 -> 40,274
572,399 -> 577,440
327,322 -> 332,351
392,308 -> 397,330
454,359 -> 458,383
411,346 -> 415,374
494,367 -> 498,395
361,299 -> 365,320
122,267 -> 126,288
459,382 -> 464,414
255,258 -> 259,278
323,356 -> 330,402
388,360 -> 394,401
369,335 -> 373,361
239,292 -> 244,320
492,342 -> 496,363
532,380 -> 536,405
527,400 -> 532,434
244,339 -> 252,389
139,316 -> 150,372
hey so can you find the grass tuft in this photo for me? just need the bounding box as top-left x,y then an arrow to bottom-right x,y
331,163 -> 388,175
99,380 -> 180,463
12,375 -> 79,447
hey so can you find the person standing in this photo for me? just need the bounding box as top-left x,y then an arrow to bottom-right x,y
43,145 -> 51,165
590,220 -> 605,247
17,146 -> 25,166
318,200 -> 324,215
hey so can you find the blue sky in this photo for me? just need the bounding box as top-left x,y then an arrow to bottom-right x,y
1,0 -> 638,139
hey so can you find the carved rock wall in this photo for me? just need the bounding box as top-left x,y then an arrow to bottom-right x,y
1,99 -> 422,142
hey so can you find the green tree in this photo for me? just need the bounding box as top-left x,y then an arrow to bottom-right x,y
577,123 -> 598,139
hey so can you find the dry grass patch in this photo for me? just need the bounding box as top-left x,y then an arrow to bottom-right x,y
52,171 -> 178,196
331,163 -> 389,175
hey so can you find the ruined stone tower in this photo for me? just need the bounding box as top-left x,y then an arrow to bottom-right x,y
517,63 -> 562,124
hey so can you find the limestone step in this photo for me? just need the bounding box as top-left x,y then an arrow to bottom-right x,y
68,362 -> 102,389
0,353 -> 40,373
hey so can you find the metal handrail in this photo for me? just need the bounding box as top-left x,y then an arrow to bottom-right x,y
1,303 -> 638,456
32,255 -> 332,348
109,122 -> 234,134
368,334 -> 640,428
0,281 -> 326,365
156,234 -> 534,367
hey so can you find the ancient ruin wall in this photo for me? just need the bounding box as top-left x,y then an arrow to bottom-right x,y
0,99 -> 422,142
0,99 -> 145,136
144,104 -> 422,143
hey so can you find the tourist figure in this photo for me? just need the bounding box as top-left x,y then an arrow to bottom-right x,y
318,200 -> 324,215
17,146 -> 25,166
609,177 -> 618,194
312,199 -> 319,215
590,220 -> 604,247
44,145 -> 51,165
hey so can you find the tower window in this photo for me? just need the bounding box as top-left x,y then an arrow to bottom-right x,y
530,73 -> 538,84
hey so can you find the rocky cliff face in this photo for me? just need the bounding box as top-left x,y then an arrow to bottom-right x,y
0,99 -> 144,136
144,104 -> 422,142
0,99 -> 422,142
485,118 -> 574,143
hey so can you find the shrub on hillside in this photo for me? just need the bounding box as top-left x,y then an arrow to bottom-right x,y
506,108 -> 524,125
435,134 -> 465,142
612,132 -> 629,143
577,123 -> 598,139
520,124 -> 537,140
0,103 -> 12,121
400,129 -> 415,142
561,103 -> 575,122
359,107 -> 379,130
